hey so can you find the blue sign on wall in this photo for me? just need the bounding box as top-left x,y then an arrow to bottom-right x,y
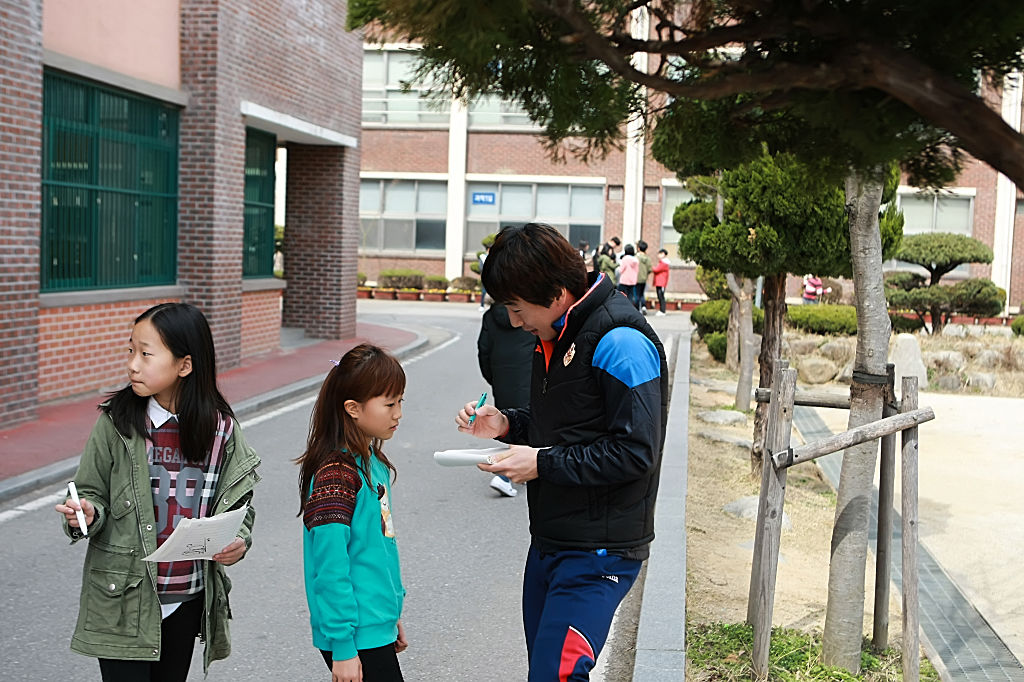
472,192 -> 496,205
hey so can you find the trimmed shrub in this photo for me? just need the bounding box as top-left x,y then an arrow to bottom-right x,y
425,275 -> 449,289
695,266 -> 731,301
691,299 -> 764,338
705,332 -> 727,363
890,313 -> 925,333
357,272 -> 367,287
787,304 -> 858,336
451,276 -> 481,291
1012,316 -> 1024,337
820,278 -> 843,305
379,269 -> 425,290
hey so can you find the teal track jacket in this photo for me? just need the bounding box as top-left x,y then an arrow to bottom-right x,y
302,454 -> 404,661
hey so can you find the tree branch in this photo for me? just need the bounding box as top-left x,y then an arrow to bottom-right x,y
610,17 -> 792,55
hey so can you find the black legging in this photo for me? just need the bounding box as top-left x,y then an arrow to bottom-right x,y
321,644 -> 405,682
98,596 -> 203,682
656,286 -> 667,313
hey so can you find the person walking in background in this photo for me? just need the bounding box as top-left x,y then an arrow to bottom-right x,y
595,244 -> 617,281
478,304 -> 536,497
802,274 -> 830,304
578,241 -> 591,262
652,248 -> 670,316
616,244 -> 640,308
635,240 -> 653,316
479,246 -> 491,311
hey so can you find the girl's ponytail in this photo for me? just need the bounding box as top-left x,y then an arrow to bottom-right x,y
296,344 -> 406,513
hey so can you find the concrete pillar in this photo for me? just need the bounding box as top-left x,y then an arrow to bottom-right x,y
282,144 -> 359,339
992,72 -> 1022,312
621,8 -> 649,246
0,0 -> 43,427
179,0 -> 245,369
445,99 -> 469,281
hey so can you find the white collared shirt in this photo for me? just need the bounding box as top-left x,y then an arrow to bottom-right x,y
147,397 -> 176,428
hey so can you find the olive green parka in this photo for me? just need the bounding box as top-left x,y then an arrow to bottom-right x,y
63,410 -> 260,673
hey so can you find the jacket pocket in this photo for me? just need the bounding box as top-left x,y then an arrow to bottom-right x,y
208,566 -> 233,650
109,482 -> 134,520
85,569 -> 144,636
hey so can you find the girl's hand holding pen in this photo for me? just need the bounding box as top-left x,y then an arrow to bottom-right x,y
55,497 -> 95,529
455,401 -> 507,438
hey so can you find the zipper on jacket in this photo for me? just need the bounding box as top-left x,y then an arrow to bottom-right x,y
542,378 -> 547,394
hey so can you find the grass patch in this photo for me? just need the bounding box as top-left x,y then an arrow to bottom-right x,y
687,623 -> 940,681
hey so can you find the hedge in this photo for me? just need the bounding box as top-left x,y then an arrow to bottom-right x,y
425,275 -> 449,289
705,331 -> 727,363
451,276 -> 481,292
787,304 -> 858,335
1013,316 -> 1024,337
379,269 -> 425,289
890,313 -> 925,333
690,299 -> 765,338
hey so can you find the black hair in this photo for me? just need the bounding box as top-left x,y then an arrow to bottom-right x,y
658,248 -> 668,255
637,240 -> 648,252
624,244 -> 635,256
482,223 -> 588,306
610,236 -> 621,246
102,303 -> 234,464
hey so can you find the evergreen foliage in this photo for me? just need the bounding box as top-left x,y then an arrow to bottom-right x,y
691,299 -> 764,338
788,305 -> 859,336
1012,316 -> 1024,337
897,233 -> 994,285
704,332 -> 728,363
695,266 -> 731,301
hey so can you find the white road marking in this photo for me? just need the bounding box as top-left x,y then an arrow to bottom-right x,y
0,334 -> 465,528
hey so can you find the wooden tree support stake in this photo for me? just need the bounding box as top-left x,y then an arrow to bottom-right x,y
902,376 -> 921,682
754,387 -> 852,410
872,364 -> 897,650
749,363 -> 797,680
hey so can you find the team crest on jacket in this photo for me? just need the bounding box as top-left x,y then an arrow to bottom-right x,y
563,343 -> 576,366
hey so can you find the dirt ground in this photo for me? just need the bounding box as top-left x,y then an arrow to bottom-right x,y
686,337 -> 904,646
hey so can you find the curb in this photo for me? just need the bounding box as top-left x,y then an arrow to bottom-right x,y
633,329 -> 691,681
0,328 -> 429,505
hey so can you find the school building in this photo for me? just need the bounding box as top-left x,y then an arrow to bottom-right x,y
0,0 -> 362,429
356,44 -> 1024,311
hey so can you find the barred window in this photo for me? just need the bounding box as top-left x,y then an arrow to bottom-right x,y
41,71 -> 180,292
243,128 -> 276,278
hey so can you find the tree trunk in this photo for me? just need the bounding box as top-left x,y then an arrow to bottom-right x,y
727,294 -> 741,372
727,273 -> 757,411
821,171 -> 890,673
751,272 -> 787,471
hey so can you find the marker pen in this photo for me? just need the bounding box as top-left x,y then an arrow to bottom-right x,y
468,391 -> 488,426
67,481 -> 89,536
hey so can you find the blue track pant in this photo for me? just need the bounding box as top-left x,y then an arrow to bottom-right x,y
523,545 -> 642,682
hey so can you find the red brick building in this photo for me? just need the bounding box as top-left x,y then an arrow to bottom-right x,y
0,0 -> 362,428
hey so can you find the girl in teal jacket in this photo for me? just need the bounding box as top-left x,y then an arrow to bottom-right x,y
296,344 -> 408,682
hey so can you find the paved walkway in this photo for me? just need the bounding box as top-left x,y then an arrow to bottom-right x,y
0,322 -> 422,499
797,396 -> 1024,682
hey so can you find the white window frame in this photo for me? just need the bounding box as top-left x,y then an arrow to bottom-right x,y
886,186 -> 978,278
362,46 -> 451,129
467,94 -> 539,132
359,178 -> 449,255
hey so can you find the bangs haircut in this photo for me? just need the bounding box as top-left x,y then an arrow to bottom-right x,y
481,223 -> 588,306
296,343 -> 406,513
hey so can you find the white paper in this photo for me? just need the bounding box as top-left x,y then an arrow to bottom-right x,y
433,447 -> 511,467
142,504 -> 248,562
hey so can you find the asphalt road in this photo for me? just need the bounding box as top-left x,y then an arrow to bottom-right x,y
0,300 -> 688,681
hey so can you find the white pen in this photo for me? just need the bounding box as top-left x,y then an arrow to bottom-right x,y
67,481 -> 89,536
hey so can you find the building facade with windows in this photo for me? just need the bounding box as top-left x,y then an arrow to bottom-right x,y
358,44 -> 1024,319
357,43 -> 700,295
0,0 -> 362,428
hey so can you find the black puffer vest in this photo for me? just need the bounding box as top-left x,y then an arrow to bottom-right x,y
525,273 -> 668,559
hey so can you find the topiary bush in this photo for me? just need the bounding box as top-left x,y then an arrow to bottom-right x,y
379,269 -> 425,289
425,275 -> 449,290
705,331 -> 727,363
890,313 -> 925,333
451,275 -> 481,291
357,272 -> 367,287
1012,316 -> 1024,337
787,304 -> 858,335
690,299 -> 764,338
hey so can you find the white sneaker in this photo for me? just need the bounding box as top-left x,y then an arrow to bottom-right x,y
478,305 -> 487,312
489,475 -> 517,497
656,311 -> 667,317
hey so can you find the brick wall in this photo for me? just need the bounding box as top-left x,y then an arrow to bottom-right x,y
240,290 -> 282,358
37,298 -> 179,402
358,256 -> 446,283
956,157 -> 999,281
0,0 -> 43,428
362,130 -> 448,173
283,144 -> 359,339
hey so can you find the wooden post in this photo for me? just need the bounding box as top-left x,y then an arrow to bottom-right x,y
902,376 -> 920,682
873,364 -> 897,650
747,360 -> 788,626
751,366 -> 797,681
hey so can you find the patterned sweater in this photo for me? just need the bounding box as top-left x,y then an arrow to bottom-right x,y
302,452 -> 404,661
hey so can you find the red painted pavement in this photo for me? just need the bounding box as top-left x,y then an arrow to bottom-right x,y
0,323 -> 418,481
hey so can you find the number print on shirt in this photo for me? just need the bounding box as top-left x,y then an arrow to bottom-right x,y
150,464 -> 207,530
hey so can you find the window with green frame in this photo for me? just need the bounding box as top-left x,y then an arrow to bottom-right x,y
41,70 -> 180,292
243,128 -> 276,278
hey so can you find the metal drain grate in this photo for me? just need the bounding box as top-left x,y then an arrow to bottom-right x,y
793,406 -> 1024,682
